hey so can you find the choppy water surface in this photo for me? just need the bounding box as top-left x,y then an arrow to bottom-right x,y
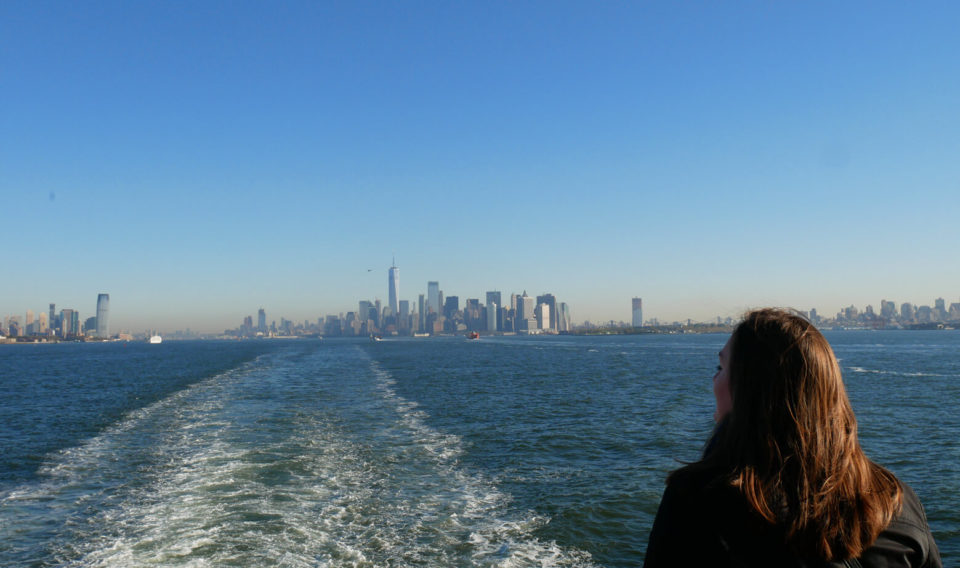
1,331 -> 957,566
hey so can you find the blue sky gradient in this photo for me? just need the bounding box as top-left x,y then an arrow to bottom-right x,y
3,1 -> 959,332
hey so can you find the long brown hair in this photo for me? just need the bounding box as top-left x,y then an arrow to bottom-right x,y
673,308 -> 902,560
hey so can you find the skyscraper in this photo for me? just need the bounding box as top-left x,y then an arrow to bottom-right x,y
880,300 -> 897,319
61,309 -> 77,337
418,294 -> 425,332
632,298 -> 643,327
443,296 -> 459,320
258,308 -> 267,333
935,298 -> 947,321
535,303 -> 551,330
398,300 -> 410,331
427,281 -> 440,314
901,303 -> 915,321
487,302 -> 498,332
96,293 -> 110,338
558,302 -> 571,332
519,291 -> 535,330
536,294 -> 557,330
388,259 -> 399,316
359,300 -> 373,325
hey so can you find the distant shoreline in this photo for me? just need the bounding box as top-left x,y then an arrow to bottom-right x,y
3,324 -> 958,345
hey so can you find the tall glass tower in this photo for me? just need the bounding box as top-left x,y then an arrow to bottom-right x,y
632,297 -> 643,328
96,293 -> 110,338
388,259 -> 399,316
427,281 -> 440,315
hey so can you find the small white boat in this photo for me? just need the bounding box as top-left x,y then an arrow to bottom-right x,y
148,335 -> 163,344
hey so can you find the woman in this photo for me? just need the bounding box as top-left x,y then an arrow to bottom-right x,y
644,308 -> 941,567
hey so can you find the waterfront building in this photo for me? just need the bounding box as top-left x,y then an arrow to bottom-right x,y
443,296 -> 459,320
258,308 -> 267,333
536,294 -> 557,330
427,281 -> 440,315
487,302 -> 498,332
485,291 -> 502,311
901,303 -> 915,322
558,302 -> 571,332
418,294 -> 425,332
38,312 -> 48,334
632,297 -> 643,327
502,306 -> 514,332
518,292 -> 535,331
464,298 -> 481,330
60,309 -> 78,337
842,305 -> 858,321
949,303 -> 960,322
96,293 -> 110,338
880,300 -> 897,319
516,292 -> 528,320
935,298 -> 947,321
399,300 -> 409,331
358,300 -> 379,332
536,303 -> 551,330
324,315 -> 343,336
388,261 -> 399,316
8,317 -> 21,336
49,304 -> 55,329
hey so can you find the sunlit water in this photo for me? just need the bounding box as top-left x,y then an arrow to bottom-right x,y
1,332 -> 957,566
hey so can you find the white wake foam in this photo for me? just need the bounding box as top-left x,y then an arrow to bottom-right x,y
2,346 -> 597,567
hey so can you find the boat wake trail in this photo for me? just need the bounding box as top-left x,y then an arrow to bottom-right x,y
0,345 -> 595,567
364,357 -> 596,567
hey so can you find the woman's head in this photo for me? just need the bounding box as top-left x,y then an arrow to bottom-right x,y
695,308 -> 901,560
723,308 -> 853,447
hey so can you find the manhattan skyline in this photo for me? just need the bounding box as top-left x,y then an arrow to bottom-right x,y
3,3 -> 960,332
4,276 -> 959,336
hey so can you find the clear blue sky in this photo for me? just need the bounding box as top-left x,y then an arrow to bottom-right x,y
3,1 -> 959,332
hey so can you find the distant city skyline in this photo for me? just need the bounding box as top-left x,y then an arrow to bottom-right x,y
3,3 -> 959,333
4,281 -> 960,336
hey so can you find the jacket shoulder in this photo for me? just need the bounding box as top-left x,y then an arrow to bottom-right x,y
860,482 -> 942,568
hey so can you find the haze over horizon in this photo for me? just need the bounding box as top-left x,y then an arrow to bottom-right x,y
3,2 -> 959,333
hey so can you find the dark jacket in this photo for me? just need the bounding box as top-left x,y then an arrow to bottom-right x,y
643,469 -> 941,568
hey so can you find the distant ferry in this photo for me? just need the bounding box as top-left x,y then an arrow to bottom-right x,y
148,335 -> 163,344
468,331 -> 479,340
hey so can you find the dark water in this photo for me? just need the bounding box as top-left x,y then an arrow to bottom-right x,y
0,332 -> 956,566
